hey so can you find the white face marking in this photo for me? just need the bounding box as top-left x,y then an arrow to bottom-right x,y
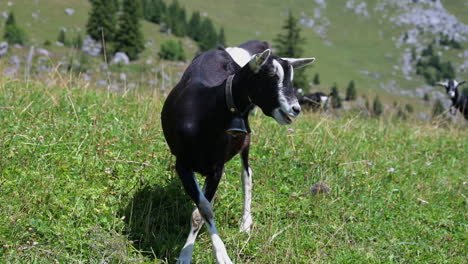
320,96 -> 329,104
273,59 -> 284,87
225,47 -> 251,67
272,60 -> 300,125
449,91 -> 456,98
290,65 -> 294,82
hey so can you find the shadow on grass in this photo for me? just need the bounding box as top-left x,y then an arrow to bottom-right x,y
121,179 -> 193,262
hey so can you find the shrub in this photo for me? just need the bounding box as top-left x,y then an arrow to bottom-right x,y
330,84 -> 342,109
313,73 -> 320,85
345,80 -> 357,101
423,93 -> 430,102
405,104 -> 414,113
432,99 -> 445,118
3,12 -> 27,45
158,39 -> 186,61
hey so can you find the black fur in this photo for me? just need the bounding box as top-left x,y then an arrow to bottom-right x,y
161,40 -> 296,210
441,80 -> 468,120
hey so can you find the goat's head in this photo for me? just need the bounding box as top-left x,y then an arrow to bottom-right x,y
246,49 -> 315,125
436,80 -> 466,99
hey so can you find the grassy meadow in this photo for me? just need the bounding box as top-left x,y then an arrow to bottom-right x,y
0,76 -> 466,263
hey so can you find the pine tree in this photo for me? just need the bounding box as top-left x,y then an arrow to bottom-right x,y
313,73 -> 320,85
141,0 -> 150,20
3,12 -> 27,45
421,44 -> 434,57
114,0 -> 145,60
166,0 -> 186,37
345,80 -> 357,101
274,12 -> 308,89
198,17 -> 218,51
441,61 -> 455,80
73,34 -> 83,49
57,29 -> 68,46
372,96 -> 383,117
218,27 -> 226,47
153,0 -> 167,24
86,0 -> 118,43
142,0 -> 166,24
188,11 -> 202,42
330,84 -> 342,109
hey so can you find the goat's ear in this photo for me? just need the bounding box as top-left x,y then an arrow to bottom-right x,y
435,81 -> 448,87
249,49 -> 271,73
283,58 -> 315,69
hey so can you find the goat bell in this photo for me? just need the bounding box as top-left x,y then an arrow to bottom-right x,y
226,116 -> 248,136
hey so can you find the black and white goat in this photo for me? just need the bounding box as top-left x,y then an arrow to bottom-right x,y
298,91 -> 330,112
436,80 -> 468,120
161,40 -> 315,264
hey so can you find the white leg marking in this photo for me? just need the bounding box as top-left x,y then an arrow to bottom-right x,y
177,209 -> 204,264
240,167 -> 253,233
207,220 -> 233,264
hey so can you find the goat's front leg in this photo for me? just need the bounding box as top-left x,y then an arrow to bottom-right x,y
450,106 -> 457,116
176,162 -> 207,264
203,168 -> 233,264
240,147 -> 253,233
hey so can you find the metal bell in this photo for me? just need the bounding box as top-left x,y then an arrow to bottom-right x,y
226,116 -> 248,136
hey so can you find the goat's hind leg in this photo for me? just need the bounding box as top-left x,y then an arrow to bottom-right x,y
175,162 -> 210,264
240,146 -> 253,233
177,204 -> 205,264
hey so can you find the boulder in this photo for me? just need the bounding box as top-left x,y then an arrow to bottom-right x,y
65,8 -> 75,16
0,42 -> 8,57
111,52 -> 130,65
82,36 -> 102,57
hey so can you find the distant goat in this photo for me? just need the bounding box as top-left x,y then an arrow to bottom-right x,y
161,40 -> 314,264
298,91 -> 330,112
436,80 -> 468,120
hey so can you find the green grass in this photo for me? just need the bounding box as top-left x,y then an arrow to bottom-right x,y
0,78 -> 466,263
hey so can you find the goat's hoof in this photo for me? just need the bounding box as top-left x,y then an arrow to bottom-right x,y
215,251 -> 233,264
240,214 -> 253,234
177,245 -> 194,264
176,258 -> 191,264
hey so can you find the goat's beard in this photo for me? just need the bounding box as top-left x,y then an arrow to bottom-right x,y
272,108 -> 293,125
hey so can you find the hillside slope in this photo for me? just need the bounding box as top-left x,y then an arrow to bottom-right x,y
0,0 -> 467,107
